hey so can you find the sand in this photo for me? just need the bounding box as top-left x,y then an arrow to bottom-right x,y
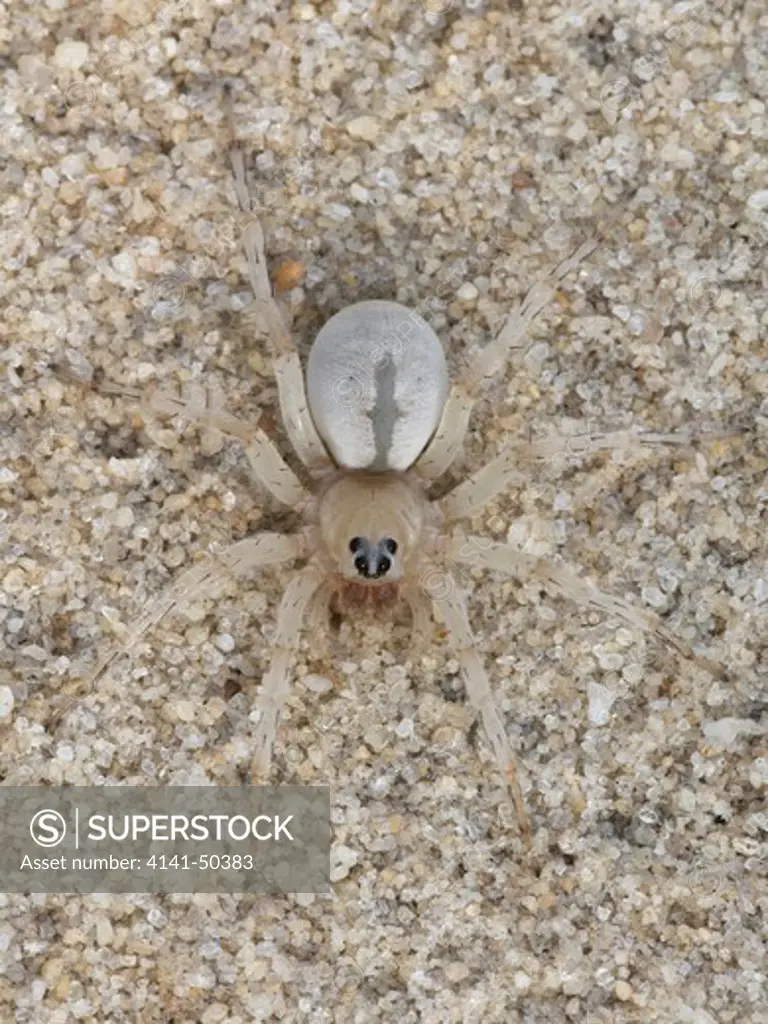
1,0 -> 766,1021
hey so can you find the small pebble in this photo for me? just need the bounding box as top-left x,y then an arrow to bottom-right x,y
0,687 -> 15,719
703,718 -> 765,747
53,40 -> 89,69
456,282 -> 479,302
111,252 -> 136,280
642,586 -> 667,609
95,917 -> 114,946
113,506 -> 134,528
174,700 -> 197,723
587,681 -> 616,727
215,633 -> 235,654
303,674 -> 333,693
330,844 -> 358,882
345,115 -> 381,142
444,962 -> 470,983
3,568 -> 25,594
614,980 -> 633,1001
273,260 -> 305,293
56,743 -> 74,763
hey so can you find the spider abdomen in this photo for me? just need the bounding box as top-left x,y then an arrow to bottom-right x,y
306,300 -> 449,472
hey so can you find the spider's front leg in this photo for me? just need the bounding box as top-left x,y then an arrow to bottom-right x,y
403,583 -> 435,661
445,533 -> 724,678
58,371 -> 310,509
225,85 -> 333,477
303,580 -> 338,662
416,237 -> 598,483
251,564 -> 325,779
427,575 -> 532,846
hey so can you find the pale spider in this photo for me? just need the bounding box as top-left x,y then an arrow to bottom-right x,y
59,91 -> 726,845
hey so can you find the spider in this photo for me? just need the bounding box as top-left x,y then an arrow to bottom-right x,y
58,88 -> 726,846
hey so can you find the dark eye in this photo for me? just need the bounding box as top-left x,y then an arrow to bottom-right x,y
377,556 -> 391,575
349,537 -> 364,553
354,555 -> 367,575
384,538 -> 398,555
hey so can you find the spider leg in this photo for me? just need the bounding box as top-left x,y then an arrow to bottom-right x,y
225,85 -> 332,476
304,579 -> 336,661
58,371 -> 309,508
439,426 -> 733,523
416,237 -> 598,483
445,533 -> 725,678
429,579 -> 531,845
403,583 -> 434,661
52,533 -> 306,728
251,564 -> 325,778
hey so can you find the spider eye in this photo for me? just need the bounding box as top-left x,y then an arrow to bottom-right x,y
383,538 -> 398,555
377,556 -> 392,575
349,537 -> 364,553
353,555 -> 368,575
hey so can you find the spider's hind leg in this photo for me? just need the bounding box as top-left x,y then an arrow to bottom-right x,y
430,580 -> 532,846
445,533 -> 725,679
51,533 -> 307,731
403,583 -> 435,662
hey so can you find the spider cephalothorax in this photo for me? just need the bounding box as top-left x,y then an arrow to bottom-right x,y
60,88 -> 729,846
315,473 -> 433,582
310,470 -> 438,619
